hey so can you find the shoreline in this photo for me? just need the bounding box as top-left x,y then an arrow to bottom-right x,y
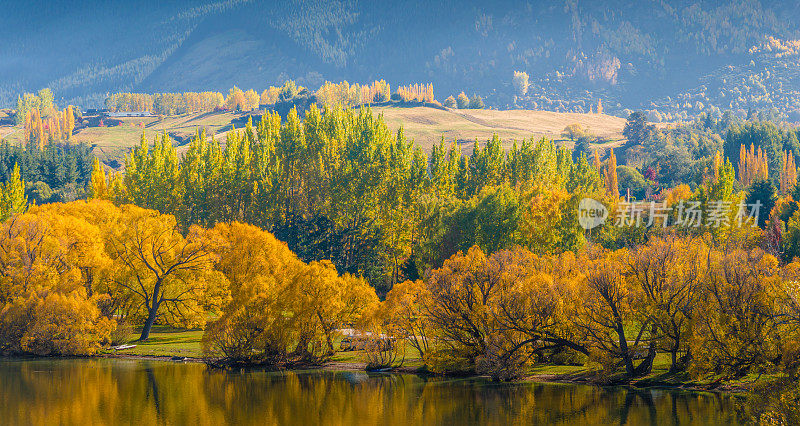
86,353 -> 752,394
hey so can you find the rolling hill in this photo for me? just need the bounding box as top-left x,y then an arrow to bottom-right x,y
0,106 -> 627,167
373,106 -> 626,152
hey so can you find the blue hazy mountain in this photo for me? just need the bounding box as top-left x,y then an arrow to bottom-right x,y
3,0 -> 800,117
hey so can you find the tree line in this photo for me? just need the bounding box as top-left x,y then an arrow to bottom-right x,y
374,235 -> 800,381
91,106 -> 610,292
101,80 -> 441,117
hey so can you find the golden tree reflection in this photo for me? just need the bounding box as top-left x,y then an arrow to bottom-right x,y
0,359 -> 741,425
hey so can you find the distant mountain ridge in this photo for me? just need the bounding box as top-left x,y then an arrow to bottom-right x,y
3,0 -> 800,120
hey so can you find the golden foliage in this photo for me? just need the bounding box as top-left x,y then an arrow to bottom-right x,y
201,222 -> 378,365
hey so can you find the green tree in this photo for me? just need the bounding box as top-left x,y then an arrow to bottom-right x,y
468,95 -> 484,109
746,179 -> 777,228
623,111 -> 653,147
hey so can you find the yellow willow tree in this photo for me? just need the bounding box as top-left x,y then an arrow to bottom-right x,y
574,247 -> 659,377
201,221 -> 305,364
290,260 -> 378,359
107,205 -> 223,341
379,279 -> 431,358
690,248 -> 784,378
0,211 -> 114,355
627,236 -> 704,372
202,222 -> 378,365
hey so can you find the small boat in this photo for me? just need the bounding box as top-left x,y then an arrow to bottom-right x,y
113,344 -> 137,350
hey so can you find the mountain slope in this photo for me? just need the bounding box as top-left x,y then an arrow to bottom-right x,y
3,0 -> 800,120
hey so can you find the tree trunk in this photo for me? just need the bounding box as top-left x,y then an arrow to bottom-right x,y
669,348 -> 679,373
633,343 -> 657,377
139,281 -> 161,341
139,302 -> 159,341
616,325 -> 636,377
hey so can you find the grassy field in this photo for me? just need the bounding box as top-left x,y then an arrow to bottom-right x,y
0,106 -> 628,166
112,325 -> 205,358
373,106 -> 627,153
71,111 -> 241,163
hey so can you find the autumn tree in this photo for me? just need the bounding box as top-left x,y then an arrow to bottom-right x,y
628,236 -> 703,371
691,249 -> 784,378
226,86 -> 247,111
456,92 -> 470,109
107,205 -> 221,340
201,221 -> 304,364
576,248 -> 658,377
379,280 -> 431,358
0,210 -> 114,355
512,71 -> 529,96
90,157 -> 108,199
202,222 -> 378,365
0,163 -> 27,221
604,149 -> 619,198
780,150 -> 797,195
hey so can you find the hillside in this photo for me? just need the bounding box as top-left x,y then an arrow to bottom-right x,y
4,1 -> 800,121
374,106 -> 626,152
0,106 -> 627,166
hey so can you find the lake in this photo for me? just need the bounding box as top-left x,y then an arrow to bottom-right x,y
0,358 -> 742,425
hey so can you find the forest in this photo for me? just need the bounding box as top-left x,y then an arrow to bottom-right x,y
2,101 -> 800,422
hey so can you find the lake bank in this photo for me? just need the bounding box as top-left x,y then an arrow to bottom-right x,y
92,351 -> 758,395
63,325 -> 768,394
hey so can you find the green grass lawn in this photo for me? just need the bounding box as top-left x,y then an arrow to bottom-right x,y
109,325 -> 205,358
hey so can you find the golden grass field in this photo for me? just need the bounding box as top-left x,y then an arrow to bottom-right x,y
0,106 -> 629,165
373,106 -> 627,153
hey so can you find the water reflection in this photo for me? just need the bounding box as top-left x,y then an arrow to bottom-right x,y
0,359 -> 740,425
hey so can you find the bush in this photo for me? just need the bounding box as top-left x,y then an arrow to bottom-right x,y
616,165 -> 648,200
549,347 -> 588,366
363,334 -> 402,370
0,291 -> 115,356
109,319 -> 134,346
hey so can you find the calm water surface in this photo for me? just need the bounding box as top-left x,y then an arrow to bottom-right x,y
0,358 -> 742,425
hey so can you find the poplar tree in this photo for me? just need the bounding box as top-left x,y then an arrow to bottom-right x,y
90,157 -> 108,199
1,163 -> 27,220
604,149 -> 619,198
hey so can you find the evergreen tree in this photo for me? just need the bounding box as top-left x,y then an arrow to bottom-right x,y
623,111 -> 653,147
746,179 -> 777,228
